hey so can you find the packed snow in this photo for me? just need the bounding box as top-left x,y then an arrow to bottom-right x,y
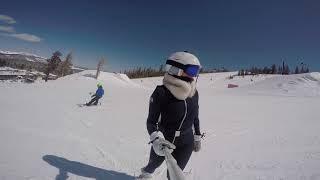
0,70 -> 320,180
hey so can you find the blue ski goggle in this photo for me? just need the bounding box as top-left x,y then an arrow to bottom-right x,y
165,60 -> 201,77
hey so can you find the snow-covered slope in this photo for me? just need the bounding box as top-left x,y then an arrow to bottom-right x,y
0,71 -> 319,180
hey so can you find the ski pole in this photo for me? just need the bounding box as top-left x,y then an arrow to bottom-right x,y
163,147 -> 186,180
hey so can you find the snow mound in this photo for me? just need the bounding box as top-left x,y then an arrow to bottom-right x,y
114,73 -> 132,83
238,72 -> 320,97
196,72 -> 276,90
132,72 -> 320,97
309,72 -> 320,81
57,70 -> 139,88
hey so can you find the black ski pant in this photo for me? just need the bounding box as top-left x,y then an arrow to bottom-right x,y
143,132 -> 194,180
86,96 -> 101,106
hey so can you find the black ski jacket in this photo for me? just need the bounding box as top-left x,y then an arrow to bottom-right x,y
146,85 -> 201,141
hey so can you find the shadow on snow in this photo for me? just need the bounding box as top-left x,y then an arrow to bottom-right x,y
43,155 -> 135,180
82,73 -> 96,79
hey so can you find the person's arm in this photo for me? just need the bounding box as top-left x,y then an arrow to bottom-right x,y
193,91 -> 201,135
91,89 -> 98,97
146,87 -> 163,135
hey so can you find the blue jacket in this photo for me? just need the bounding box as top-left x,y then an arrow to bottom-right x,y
95,87 -> 104,98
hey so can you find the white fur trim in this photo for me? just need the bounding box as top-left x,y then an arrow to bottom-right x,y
163,73 -> 197,100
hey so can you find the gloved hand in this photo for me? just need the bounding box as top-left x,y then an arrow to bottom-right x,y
193,135 -> 201,152
150,131 -> 176,156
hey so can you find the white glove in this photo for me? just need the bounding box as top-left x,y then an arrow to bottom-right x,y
150,131 -> 176,156
193,135 -> 201,152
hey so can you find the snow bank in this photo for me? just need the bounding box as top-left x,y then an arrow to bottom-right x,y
63,70 -> 140,89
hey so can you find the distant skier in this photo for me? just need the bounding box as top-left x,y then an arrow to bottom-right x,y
86,83 -> 104,106
138,51 -> 203,179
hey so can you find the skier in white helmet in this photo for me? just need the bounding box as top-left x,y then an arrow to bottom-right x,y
138,51 -> 203,179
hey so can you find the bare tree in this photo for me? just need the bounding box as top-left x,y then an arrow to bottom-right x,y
57,52 -> 73,77
96,58 -> 106,79
271,64 -> 277,74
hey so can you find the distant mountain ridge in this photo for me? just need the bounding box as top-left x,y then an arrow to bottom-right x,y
0,50 -> 87,73
0,50 -> 48,63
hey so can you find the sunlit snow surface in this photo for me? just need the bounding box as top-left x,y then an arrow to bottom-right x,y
0,71 -> 319,180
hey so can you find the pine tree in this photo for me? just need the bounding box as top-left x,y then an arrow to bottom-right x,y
45,51 -> 62,82
159,64 -> 164,73
271,64 -> 277,74
288,65 -> 291,74
305,67 -> 309,73
278,66 -> 283,75
295,66 -> 299,74
284,65 -> 290,75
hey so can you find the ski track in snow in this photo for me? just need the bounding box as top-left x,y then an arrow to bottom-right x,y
0,71 -> 320,180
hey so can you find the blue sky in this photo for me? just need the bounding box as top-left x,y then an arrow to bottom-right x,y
1,0 -> 320,72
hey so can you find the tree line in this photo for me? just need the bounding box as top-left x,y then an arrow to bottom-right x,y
238,61 -> 310,76
121,65 -> 165,79
121,65 -> 229,79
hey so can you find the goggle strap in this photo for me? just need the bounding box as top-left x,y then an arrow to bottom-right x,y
166,60 -> 185,70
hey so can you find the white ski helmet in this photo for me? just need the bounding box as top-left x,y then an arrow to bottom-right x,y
165,51 -> 201,77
